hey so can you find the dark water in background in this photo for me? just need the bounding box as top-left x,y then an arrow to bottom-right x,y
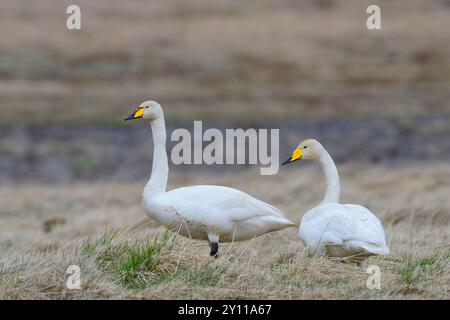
1,115 -> 450,183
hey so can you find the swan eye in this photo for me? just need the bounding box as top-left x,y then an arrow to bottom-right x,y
304,146 -> 308,149
145,106 -> 149,109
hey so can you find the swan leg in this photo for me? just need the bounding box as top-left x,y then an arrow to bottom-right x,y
208,233 -> 220,258
210,242 -> 219,258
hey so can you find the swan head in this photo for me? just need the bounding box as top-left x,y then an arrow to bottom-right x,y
282,139 -> 324,165
124,100 -> 163,121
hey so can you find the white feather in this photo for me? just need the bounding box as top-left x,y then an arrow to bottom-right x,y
146,185 -> 295,242
300,203 -> 389,256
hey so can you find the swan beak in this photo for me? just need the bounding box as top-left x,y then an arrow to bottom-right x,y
124,107 -> 144,121
282,148 -> 302,165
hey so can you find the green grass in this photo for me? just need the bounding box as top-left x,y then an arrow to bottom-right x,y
81,242 -> 96,256
396,250 -> 450,287
92,231 -> 175,288
81,231 -> 236,290
117,235 -> 172,287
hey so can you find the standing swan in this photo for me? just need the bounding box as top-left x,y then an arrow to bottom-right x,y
124,101 -> 295,257
282,139 -> 389,262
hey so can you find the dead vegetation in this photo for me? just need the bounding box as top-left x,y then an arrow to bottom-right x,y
0,0 -> 449,299
0,164 -> 449,299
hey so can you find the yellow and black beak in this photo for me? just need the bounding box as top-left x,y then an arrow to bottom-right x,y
282,148 -> 302,165
124,107 -> 144,121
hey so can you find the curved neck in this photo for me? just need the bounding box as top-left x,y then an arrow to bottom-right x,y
144,115 -> 168,196
317,150 -> 340,204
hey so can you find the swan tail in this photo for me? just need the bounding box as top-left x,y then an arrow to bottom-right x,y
247,196 -> 295,225
347,241 -> 390,255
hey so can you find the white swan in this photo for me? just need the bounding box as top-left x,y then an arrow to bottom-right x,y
124,101 -> 296,256
282,139 -> 389,262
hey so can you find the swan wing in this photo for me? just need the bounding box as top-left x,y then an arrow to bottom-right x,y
339,204 -> 389,254
155,185 -> 295,226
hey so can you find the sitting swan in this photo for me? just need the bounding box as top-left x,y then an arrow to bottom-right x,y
282,139 -> 389,262
124,101 -> 296,257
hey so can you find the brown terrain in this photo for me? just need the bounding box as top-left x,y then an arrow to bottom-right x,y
0,0 -> 449,299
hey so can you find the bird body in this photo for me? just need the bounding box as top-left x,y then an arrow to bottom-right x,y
283,139 -> 389,261
124,101 -> 295,256
299,203 -> 389,257
144,185 -> 295,243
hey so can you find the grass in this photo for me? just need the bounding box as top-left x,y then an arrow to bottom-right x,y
0,163 -> 449,299
0,0 -> 449,299
94,231 -> 177,288
88,230 -> 234,289
396,251 -> 450,287
0,231 -> 449,299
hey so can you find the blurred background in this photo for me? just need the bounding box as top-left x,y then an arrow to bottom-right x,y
1,0 -> 450,299
0,0 -> 449,183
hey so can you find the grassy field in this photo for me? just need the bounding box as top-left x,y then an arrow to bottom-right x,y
0,0 -> 449,299
1,164 -> 449,299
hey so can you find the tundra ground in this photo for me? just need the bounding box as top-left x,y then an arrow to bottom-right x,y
1,164 -> 449,299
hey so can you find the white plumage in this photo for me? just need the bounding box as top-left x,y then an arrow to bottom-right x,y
146,185 -> 295,243
299,203 -> 389,258
283,139 -> 389,261
124,101 -> 295,256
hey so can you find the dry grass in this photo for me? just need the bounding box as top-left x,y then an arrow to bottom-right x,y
0,0 -> 449,300
1,163 -> 449,299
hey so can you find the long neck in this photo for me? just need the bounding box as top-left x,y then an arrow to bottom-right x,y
144,115 -> 168,196
317,150 -> 340,204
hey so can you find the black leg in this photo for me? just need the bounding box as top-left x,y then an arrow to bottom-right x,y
210,242 -> 219,258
